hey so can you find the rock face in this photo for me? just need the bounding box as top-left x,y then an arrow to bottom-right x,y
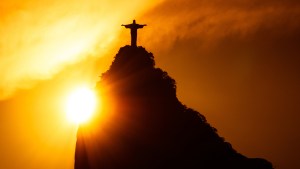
75,46 -> 273,169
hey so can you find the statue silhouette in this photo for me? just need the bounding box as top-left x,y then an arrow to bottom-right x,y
122,20 -> 146,47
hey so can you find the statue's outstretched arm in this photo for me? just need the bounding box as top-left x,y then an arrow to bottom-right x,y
137,24 -> 147,28
121,24 -> 131,28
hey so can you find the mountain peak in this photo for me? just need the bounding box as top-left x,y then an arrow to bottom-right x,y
108,45 -> 155,73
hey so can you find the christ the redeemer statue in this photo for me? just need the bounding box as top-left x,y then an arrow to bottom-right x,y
122,20 -> 146,47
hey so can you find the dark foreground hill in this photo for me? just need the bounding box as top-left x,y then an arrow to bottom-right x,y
75,46 -> 273,169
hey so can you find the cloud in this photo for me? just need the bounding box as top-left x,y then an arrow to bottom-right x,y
0,0 -> 160,100
140,0 -> 300,50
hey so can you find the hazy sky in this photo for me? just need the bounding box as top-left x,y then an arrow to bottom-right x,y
0,0 -> 300,169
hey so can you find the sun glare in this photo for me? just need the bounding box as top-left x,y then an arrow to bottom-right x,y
66,87 -> 97,124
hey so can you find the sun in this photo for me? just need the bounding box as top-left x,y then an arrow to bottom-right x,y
66,87 -> 97,124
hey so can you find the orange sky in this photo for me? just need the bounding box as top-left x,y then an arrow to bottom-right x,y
1,0 -> 300,169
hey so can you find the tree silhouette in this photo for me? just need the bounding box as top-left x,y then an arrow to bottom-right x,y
75,46 -> 273,169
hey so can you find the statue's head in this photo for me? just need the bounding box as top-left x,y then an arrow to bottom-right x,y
133,20 -> 136,24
